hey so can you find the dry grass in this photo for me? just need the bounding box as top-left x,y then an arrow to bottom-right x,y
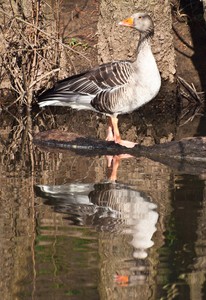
0,0 -> 90,108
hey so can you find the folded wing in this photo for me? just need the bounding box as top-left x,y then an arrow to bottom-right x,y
38,61 -> 133,112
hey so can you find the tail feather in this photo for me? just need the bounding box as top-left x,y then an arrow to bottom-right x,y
38,90 -> 95,110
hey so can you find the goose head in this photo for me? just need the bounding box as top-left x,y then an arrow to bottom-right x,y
119,12 -> 154,36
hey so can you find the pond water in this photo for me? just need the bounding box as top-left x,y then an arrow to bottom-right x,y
0,107 -> 206,300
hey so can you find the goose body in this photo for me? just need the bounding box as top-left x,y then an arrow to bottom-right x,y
39,12 -> 161,147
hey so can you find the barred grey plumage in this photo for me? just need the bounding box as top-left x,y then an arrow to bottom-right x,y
36,181 -> 158,257
38,12 -> 161,148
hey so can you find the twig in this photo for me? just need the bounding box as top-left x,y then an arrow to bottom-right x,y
177,76 -> 204,125
177,76 -> 203,103
29,68 -> 60,89
0,8 -> 92,63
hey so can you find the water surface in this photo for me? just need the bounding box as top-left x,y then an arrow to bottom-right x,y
0,109 -> 206,300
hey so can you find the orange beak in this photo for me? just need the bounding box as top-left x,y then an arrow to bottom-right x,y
114,274 -> 129,286
118,17 -> 134,27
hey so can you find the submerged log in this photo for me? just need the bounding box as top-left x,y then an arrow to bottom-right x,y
34,130 -> 206,174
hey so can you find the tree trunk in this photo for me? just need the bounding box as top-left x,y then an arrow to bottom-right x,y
97,0 -> 176,82
202,0 -> 206,22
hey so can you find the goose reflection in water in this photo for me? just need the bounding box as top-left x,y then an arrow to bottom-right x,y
36,153 -> 158,286
36,175 -> 159,283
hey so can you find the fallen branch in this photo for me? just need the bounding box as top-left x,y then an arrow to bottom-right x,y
34,130 -> 206,175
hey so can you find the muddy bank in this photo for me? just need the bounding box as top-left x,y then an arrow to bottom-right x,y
44,0 -> 205,143
0,0 -> 205,148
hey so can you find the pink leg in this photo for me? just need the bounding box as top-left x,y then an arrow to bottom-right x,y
106,117 -> 114,141
110,116 -> 121,143
106,154 -> 134,181
110,116 -> 137,148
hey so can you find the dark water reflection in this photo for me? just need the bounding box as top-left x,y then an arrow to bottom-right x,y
1,111 -> 206,299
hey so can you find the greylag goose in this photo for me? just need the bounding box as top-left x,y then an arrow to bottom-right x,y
39,12 -> 161,148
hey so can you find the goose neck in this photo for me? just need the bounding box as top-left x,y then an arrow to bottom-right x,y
136,34 -> 152,57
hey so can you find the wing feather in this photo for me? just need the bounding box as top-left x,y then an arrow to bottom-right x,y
39,60 -> 133,112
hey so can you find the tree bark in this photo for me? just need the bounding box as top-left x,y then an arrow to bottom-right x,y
97,0 -> 176,82
202,0 -> 206,22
